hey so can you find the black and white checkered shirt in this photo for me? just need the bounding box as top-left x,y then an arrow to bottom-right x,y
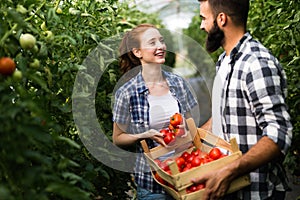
217,32 -> 293,199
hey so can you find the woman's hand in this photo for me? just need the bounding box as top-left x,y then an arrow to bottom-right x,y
138,129 -> 167,147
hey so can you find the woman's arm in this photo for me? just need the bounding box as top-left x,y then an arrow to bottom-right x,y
113,122 -> 140,147
113,122 -> 166,147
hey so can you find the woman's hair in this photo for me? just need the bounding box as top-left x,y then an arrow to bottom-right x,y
119,23 -> 156,74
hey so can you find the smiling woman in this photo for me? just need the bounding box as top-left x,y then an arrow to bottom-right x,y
112,23 -> 198,199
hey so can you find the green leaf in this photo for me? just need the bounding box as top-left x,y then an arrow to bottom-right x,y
57,136 -> 81,149
46,182 -> 90,200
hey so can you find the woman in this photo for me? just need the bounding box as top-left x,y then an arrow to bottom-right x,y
112,24 -> 198,199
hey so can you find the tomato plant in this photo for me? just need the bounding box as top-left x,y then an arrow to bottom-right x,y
0,0 -> 165,199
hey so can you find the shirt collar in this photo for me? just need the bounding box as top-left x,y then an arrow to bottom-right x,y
216,32 -> 252,70
136,71 -> 148,94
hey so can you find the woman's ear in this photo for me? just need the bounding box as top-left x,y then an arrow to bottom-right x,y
132,48 -> 142,59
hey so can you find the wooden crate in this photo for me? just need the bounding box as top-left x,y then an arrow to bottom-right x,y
141,118 -> 250,200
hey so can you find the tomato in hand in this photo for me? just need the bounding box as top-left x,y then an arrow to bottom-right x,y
170,113 -> 182,127
168,124 -> 175,131
173,127 -> 185,137
160,129 -> 169,135
208,147 -> 222,160
163,132 -> 175,145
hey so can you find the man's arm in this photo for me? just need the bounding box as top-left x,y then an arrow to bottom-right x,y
192,136 -> 282,200
200,117 -> 212,131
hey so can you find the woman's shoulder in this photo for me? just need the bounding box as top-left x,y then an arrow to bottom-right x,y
163,70 -> 185,82
115,75 -> 138,96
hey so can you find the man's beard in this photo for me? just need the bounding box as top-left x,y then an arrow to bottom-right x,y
206,20 -> 224,53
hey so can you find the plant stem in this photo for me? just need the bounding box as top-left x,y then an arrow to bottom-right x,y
0,24 -> 18,47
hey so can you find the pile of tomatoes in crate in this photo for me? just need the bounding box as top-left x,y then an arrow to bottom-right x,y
154,146 -> 227,193
160,113 -> 185,145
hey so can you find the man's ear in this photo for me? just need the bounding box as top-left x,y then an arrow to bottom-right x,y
132,48 -> 142,59
217,12 -> 227,27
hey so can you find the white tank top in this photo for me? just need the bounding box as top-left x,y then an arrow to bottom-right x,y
148,91 -> 179,130
212,55 -> 230,137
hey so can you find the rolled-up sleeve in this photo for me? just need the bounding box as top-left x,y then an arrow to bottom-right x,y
246,58 -> 293,154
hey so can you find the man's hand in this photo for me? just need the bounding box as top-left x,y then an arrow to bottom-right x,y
191,136 -> 282,199
191,164 -> 234,200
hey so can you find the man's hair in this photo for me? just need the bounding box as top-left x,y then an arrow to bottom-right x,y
198,0 -> 249,29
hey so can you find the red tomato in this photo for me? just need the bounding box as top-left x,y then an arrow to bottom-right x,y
174,127 -> 185,137
154,159 -> 162,166
191,148 -> 201,157
199,151 -> 209,159
191,156 -> 202,167
168,124 -> 175,131
180,151 -> 190,161
186,185 -> 197,193
208,147 -> 222,160
0,57 -> 16,76
175,157 -> 186,170
202,157 -> 214,164
160,159 -> 172,171
196,183 -> 205,190
163,132 -> 175,145
170,113 -> 182,127
182,162 -> 192,172
154,172 -> 166,185
160,129 -> 169,135
186,154 -> 195,163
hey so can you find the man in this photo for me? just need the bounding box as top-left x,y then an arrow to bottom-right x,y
194,0 -> 293,199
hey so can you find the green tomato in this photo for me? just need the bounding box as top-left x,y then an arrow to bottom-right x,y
29,59 -> 40,69
12,70 -> 23,81
16,5 -> 27,14
32,45 -> 39,53
40,21 -> 47,31
19,33 -> 36,50
56,7 -> 63,14
44,31 -> 54,41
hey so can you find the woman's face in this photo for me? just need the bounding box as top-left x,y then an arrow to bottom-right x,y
137,28 -> 167,65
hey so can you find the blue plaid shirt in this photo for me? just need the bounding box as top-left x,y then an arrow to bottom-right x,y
218,32 -> 293,199
113,69 -> 198,194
